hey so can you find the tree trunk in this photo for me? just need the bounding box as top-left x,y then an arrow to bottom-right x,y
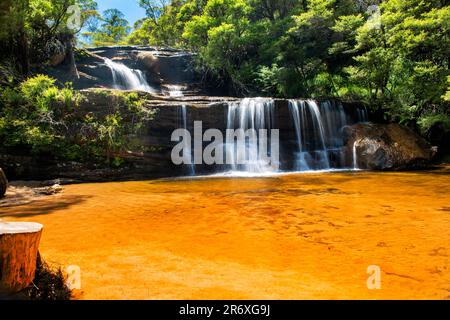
62,34 -> 79,79
0,168 -> 7,198
0,222 -> 43,295
17,29 -> 30,75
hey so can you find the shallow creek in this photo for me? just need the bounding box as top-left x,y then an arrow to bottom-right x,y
1,168 -> 449,299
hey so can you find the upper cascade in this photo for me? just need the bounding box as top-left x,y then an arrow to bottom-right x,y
58,46 -> 199,96
104,58 -> 156,93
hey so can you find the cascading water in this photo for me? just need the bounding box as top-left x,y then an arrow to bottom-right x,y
288,100 -> 330,171
353,141 -> 359,170
287,99 -> 368,172
218,98 -> 368,176
319,100 -> 348,148
180,105 -> 195,176
226,98 -> 277,174
357,108 -> 369,123
100,53 -> 369,175
104,58 -> 156,93
288,101 -> 308,171
308,100 -> 330,169
164,85 -> 185,97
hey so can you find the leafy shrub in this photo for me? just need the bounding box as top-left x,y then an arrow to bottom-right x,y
20,75 -> 56,102
1,76 -> 156,166
22,253 -> 72,300
418,113 -> 450,134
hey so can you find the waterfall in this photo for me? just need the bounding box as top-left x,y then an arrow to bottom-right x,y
226,98 -> 277,174
164,85 -> 185,97
353,140 -> 359,170
288,100 -> 331,171
288,99 -> 368,171
357,107 -> 369,123
307,100 -> 331,169
288,100 -> 309,171
174,98 -> 368,176
180,105 -> 195,176
104,58 -> 156,93
319,100 -> 349,149
170,98 -> 370,177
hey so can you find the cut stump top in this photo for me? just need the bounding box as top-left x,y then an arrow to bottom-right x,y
0,222 -> 43,235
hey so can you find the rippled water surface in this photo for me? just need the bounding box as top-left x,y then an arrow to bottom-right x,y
2,168 -> 449,299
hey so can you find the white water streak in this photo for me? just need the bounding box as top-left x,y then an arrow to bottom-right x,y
104,58 -> 156,93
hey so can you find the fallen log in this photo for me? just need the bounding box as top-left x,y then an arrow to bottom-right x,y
0,222 -> 43,295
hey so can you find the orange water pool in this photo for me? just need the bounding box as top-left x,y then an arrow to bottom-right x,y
1,169 -> 449,299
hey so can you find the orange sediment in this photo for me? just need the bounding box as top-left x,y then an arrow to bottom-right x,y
1,169 -> 449,299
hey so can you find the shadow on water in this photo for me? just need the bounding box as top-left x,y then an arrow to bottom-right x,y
423,167 -> 450,176
0,195 -> 91,218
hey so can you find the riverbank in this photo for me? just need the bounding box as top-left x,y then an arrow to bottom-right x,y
1,168 -> 449,299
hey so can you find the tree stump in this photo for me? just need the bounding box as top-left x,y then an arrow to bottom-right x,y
0,222 -> 43,295
0,168 -> 7,198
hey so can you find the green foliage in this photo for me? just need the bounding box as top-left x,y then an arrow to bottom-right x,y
444,76 -> 450,102
21,75 -> 56,102
256,64 -> 283,96
417,114 -> 450,134
0,76 -> 156,166
1,0 -> 449,155
139,0 -> 171,21
128,0 -> 203,47
125,0 -> 449,142
90,9 -> 131,46
0,0 -> 100,74
0,75 -> 74,154
344,0 -> 449,135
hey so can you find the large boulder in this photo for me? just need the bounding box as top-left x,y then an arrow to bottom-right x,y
0,168 -> 7,198
0,222 -> 43,295
344,123 -> 433,170
132,50 -> 196,85
134,51 -> 158,70
49,52 -> 66,67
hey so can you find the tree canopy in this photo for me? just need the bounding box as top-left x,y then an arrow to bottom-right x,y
89,8 -> 132,45
0,0 -> 449,146
0,0 -> 99,74
127,0 -> 449,140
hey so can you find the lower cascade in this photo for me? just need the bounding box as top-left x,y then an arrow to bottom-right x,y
287,99 -> 368,172
289,100 -> 330,171
179,98 -> 368,176
226,98 -> 278,174
353,140 -> 359,170
180,105 -> 196,176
